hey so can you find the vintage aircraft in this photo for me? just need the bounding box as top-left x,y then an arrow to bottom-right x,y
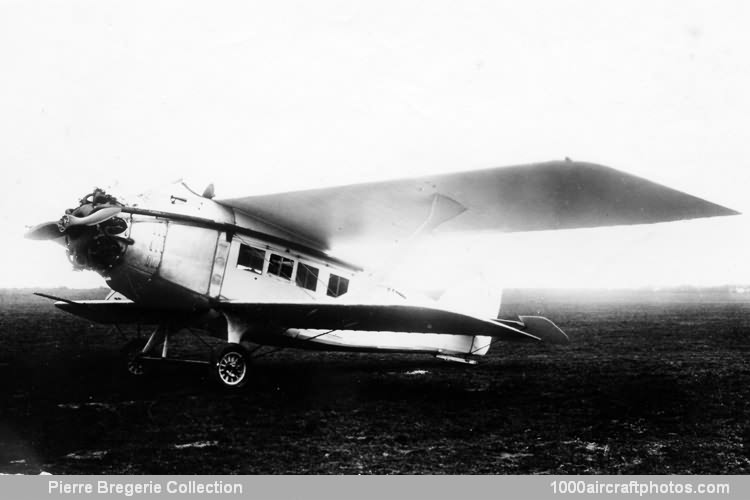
25,160 -> 737,388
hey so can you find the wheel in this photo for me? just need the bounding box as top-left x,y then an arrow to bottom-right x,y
121,338 -> 149,377
210,343 -> 250,389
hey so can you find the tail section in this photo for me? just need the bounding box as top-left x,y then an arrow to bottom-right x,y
495,316 -> 569,344
436,275 -> 502,319
436,275 -> 502,357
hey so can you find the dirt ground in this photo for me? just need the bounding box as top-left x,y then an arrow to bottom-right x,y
1,288 -> 749,474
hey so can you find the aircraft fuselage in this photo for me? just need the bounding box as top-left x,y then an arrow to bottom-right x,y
69,183 -> 491,357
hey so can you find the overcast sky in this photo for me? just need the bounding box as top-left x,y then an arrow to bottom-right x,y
1,0 -> 748,289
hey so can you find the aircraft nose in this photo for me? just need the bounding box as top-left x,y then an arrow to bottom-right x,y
25,206 -> 123,240
25,189 -> 131,272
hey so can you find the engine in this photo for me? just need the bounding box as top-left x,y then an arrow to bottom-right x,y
34,189 -> 132,275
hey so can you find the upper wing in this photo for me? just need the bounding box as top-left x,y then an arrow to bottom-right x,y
217,160 -> 738,250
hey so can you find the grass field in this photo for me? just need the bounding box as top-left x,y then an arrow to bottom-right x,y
1,288 -> 749,474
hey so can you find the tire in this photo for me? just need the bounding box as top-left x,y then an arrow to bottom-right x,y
210,343 -> 250,389
121,338 -> 149,377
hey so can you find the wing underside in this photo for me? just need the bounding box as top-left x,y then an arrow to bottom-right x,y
219,301 -> 544,341
51,299 -> 194,324
217,161 -> 737,249
47,297 -> 567,343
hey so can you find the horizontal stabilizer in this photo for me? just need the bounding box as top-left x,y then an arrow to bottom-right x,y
495,316 -> 569,344
519,316 -> 569,344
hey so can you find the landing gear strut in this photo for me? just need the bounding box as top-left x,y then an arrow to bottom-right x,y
117,324 -> 253,389
210,343 -> 250,389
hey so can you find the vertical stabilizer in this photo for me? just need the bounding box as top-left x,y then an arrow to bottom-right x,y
437,275 -> 502,319
435,275 -> 501,357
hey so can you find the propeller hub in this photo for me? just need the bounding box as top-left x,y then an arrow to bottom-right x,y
57,214 -> 70,232
26,188 -> 131,274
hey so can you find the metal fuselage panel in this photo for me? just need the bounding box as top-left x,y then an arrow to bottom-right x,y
105,183 -> 235,310
104,183 -> 487,356
106,219 -> 218,310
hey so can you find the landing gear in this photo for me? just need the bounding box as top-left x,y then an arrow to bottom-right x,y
117,323 -> 254,390
121,338 -> 149,377
210,343 -> 250,389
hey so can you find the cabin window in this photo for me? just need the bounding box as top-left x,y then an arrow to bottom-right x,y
237,244 -> 265,274
296,263 -> 319,291
327,274 -> 349,297
268,253 -> 294,280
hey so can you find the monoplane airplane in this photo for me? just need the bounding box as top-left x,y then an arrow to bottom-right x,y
25,160 -> 737,388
